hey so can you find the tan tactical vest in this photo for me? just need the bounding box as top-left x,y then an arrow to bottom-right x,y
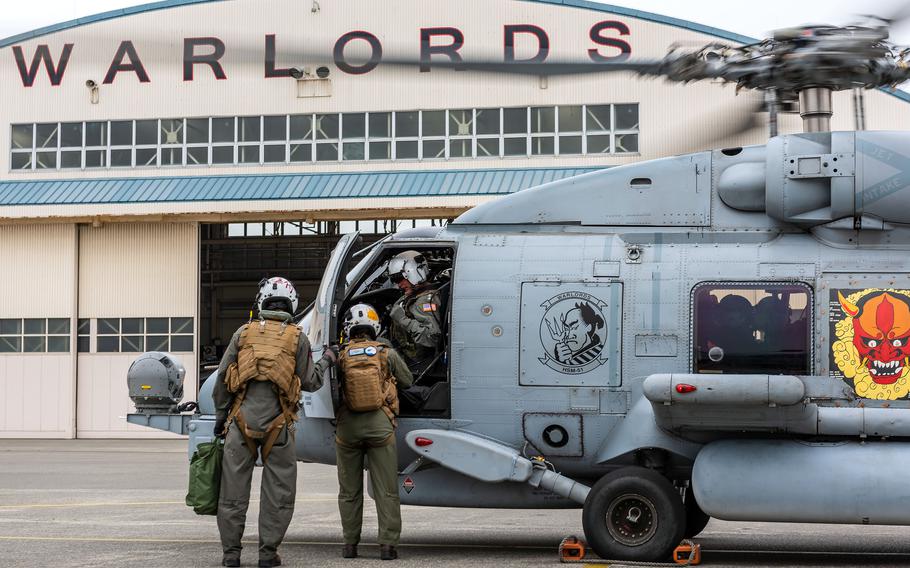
339,339 -> 399,423
224,319 -> 301,462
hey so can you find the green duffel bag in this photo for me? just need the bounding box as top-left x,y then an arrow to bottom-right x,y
186,438 -> 224,515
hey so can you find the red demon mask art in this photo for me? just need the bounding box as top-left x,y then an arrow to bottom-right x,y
839,291 -> 910,385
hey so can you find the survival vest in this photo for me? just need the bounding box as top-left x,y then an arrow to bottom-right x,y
339,339 -> 399,423
224,318 -> 301,462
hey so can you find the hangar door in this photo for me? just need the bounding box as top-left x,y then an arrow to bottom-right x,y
0,225 -> 77,438
76,223 -> 198,439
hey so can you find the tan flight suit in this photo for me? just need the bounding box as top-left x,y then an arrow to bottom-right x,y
389,286 -> 443,372
334,337 -> 413,546
212,309 -> 328,563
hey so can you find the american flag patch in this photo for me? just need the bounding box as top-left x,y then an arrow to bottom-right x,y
421,303 -> 437,312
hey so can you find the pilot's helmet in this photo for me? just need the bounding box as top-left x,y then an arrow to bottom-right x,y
343,303 -> 382,339
256,276 -> 299,314
387,251 -> 429,286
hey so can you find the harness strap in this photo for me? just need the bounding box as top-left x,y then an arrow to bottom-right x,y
260,394 -> 296,463
231,411 -> 260,461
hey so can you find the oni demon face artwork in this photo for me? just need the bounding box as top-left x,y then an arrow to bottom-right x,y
832,288 -> 910,400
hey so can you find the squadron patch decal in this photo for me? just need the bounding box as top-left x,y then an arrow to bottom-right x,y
538,291 -> 608,375
830,288 -> 910,400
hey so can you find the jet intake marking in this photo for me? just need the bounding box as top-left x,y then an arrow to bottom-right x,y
538,291 -> 608,375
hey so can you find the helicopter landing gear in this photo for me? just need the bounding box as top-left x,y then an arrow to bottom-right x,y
582,466 -> 685,562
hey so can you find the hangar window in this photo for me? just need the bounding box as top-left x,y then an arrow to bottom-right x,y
8,104 -> 639,172
692,283 -> 812,375
0,318 -> 70,353
94,317 -> 194,354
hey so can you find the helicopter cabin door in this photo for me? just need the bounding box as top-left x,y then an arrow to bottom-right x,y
300,231 -> 361,419
519,281 -> 622,387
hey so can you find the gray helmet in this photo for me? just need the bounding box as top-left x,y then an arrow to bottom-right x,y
256,276 -> 299,313
387,251 -> 429,286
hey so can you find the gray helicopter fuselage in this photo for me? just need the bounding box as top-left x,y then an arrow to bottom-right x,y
185,130 -> 910,519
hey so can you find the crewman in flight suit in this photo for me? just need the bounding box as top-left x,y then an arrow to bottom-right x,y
332,303 -> 413,561
386,251 -> 444,374
213,276 -> 334,568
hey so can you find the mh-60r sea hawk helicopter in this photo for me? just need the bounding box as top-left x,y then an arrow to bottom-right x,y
127,11 -> 910,562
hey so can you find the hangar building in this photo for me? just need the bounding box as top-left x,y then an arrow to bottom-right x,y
1,0 -> 908,438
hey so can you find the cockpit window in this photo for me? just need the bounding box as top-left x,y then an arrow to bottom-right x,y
693,282 -> 812,375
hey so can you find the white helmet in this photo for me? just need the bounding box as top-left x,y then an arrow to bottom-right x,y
387,251 -> 429,286
343,303 -> 381,339
256,276 -> 299,314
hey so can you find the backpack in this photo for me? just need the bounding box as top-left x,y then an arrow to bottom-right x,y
339,340 -> 396,415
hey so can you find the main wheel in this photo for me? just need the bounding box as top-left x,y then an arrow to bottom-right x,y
683,489 -> 710,538
582,466 -> 685,562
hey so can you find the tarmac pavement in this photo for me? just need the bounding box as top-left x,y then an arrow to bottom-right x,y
2,440 -> 910,567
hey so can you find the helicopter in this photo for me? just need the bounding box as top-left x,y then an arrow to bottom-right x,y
126,10 -> 910,562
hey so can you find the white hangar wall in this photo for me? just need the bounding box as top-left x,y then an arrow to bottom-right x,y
2,0 -> 908,194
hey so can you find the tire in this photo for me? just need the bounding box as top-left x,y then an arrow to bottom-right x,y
683,490 -> 710,538
582,466 -> 685,562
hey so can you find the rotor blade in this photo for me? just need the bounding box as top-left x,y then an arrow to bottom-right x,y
366,55 -> 667,76
121,35 -> 668,77
676,96 -> 767,153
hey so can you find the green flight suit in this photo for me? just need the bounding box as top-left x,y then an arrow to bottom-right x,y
212,309 -> 329,563
389,286 -> 443,371
334,338 -> 413,546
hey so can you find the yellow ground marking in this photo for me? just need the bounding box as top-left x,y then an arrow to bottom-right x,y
0,497 -> 335,510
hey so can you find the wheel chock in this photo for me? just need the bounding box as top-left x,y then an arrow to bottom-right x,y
558,535 -> 586,562
673,540 -> 701,565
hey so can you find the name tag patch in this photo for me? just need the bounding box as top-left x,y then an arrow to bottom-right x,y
348,347 -> 365,356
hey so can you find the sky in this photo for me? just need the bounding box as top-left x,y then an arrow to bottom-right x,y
2,0 -> 910,44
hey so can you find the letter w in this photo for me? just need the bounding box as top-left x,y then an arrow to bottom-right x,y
13,44 -> 74,87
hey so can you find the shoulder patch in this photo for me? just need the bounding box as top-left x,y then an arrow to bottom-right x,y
364,346 -> 378,356
348,347 -> 366,356
420,303 -> 438,312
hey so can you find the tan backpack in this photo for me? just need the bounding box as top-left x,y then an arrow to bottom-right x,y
339,340 -> 398,420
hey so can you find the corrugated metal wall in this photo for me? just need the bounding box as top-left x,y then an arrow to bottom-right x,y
76,222 -> 198,438
0,224 -> 76,438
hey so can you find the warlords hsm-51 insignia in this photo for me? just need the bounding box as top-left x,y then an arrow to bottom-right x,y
539,291 -> 608,375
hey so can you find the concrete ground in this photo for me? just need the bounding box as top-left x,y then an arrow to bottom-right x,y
2,441 -> 910,568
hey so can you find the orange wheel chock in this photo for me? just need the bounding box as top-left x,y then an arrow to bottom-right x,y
558,535 -> 586,562
673,541 -> 701,565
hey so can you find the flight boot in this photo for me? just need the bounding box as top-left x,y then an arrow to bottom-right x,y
342,544 -> 358,558
380,545 -> 398,560
258,554 -> 281,567
221,555 -> 240,567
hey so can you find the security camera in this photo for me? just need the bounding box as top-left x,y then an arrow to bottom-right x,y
289,68 -> 304,79
85,79 -> 97,88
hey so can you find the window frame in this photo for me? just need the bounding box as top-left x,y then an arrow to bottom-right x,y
690,280 -> 815,375
9,103 -> 641,172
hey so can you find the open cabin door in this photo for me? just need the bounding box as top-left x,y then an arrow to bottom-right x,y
300,231 -> 361,419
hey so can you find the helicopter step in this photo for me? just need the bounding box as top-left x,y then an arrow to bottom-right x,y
403,429 -> 590,504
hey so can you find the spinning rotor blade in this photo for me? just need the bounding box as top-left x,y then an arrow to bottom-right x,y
675,96 -> 767,153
